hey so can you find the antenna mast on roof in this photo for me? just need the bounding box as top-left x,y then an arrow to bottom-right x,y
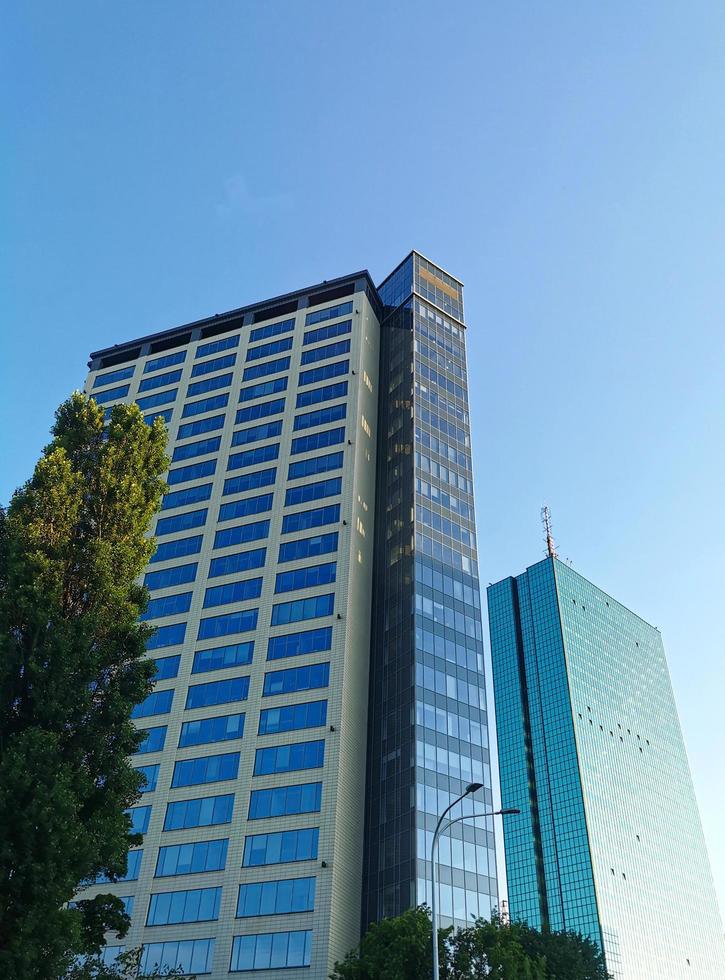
541,506 -> 558,559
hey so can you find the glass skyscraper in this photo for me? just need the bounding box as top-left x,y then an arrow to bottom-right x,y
77,252 -> 496,978
488,556 -> 725,979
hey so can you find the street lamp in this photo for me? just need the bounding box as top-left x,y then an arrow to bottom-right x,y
430,783 -> 519,979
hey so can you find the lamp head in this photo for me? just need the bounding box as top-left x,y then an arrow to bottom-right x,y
465,782 -> 484,795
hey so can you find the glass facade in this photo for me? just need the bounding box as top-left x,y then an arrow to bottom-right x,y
488,557 -> 725,979
363,253 -> 496,930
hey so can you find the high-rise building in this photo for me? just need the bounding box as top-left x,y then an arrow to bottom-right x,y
78,252 -> 496,978
488,555 -> 725,979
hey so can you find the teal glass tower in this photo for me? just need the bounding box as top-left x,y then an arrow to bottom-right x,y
488,556 -> 725,980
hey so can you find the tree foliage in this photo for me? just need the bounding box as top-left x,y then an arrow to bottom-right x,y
64,947 -> 189,980
0,394 -> 168,980
330,907 -> 611,980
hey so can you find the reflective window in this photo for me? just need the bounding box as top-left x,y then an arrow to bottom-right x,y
187,373 -> 233,398
290,427 -> 345,455
192,642 -> 254,673
93,365 -> 135,388
248,782 -> 322,820
136,726 -> 167,754
132,689 -> 174,719
235,398 -> 285,426
231,420 -> 282,447
263,662 -> 329,697
152,654 -> 181,680
300,339 -> 350,365
249,318 -> 295,343
270,593 -> 334,626
185,677 -> 250,709
190,353 -> 236,377
218,494 -> 273,522
254,740 -> 324,776
94,384 -> 130,404
305,301 -> 352,325
281,504 -> 340,534
136,389 -> 178,411
293,403 -> 346,431
179,712 -> 245,748
138,369 -> 182,393
144,563 -> 198,591
229,929 -> 312,972
141,592 -> 192,621
144,350 -> 186,374
242,357 -> 290,382
303,318 -> 351,346
164,794 -> 235,831
203,577 -> 263,608
278,533 -> 338,564
147,886 -> 221,926
182,392 -> 229,418
195,334 -> 240,359
236,877 -> 316,918
214,520 -> 269,549
208,548 -> 266,579
145,622 -> 187,650
128,804 -> 151,834
140,939 -> 215,975
258,700 -> 327,735
239,376 -> 288,403
156,509 -> 207,535
227,444 -> 279,471
223,468 -> 277,497
156,839 -> 229,876
296,381 -> 348,409
285,478 -> 341,507
177,414 -> 226,440
246,337 -> 293,362
135,764 -> 159,793
149,535 -> 203,563
172,437 -> 220,462
287,452 -> 343,481
298,359 -> 349,387
166,459 -> 217,486
274,562 -> 336,594
267,627 -> 332,661
161,484 -> 213,511
197,608 -> 259,640
171,751 -> 240,788
242,828 -> 318,867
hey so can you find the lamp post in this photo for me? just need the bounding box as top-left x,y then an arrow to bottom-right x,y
430,783 -> 519,979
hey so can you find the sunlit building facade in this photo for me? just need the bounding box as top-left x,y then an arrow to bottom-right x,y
77,252 -> 496,978
488,556 -> 725,979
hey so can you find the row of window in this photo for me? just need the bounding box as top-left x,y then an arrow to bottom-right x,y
138,930 -> 312,976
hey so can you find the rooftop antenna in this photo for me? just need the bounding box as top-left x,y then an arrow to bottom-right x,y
541,506 -> 558,559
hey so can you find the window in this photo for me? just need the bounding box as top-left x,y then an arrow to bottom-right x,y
95,849 -> 143,884
242,828 -> 318,868
236,877 -> 316,918
136,389 -> 178,411
298,359 -> 349,387
288,452 -> 343,480
227,444 -> 279,471
300,339 -> 350,365
235,399 -> 285,426
192,642 -> 254,673
144,350 -> 186,374
305,300 -> 352,325
278,533 -> 338,564
161,484 -> 213,511
172,437 -> 220,462
246,337 -> 294,362
242,357 -> 290,382
164,794 -> 234,831
285,478 -> 341,507
93,384 -> 130,404
249,318 -> 295,343
218,494 -> 273,522
208,548 -> 266,578
156,839 -> 229,877
171,752 -> 240,788
197,608 -> 259,640
263,663 -> 330,697
185,677 -> 250,709
128,805 -> 152,834
146,622 -> 187,650
248,783 -> 322,820
196,334 -> 239,359
231,420 -> 283,448
166,459 -> 217,486
303,318 -> 351,345
274,563 -> 336,594
271,593 -> 334,626
239,377 -> 288,403
291,427 -> 345,455
281,504 -> 340,534
136,726 -> 167,754
120,896 -> 135,915
140,939 -> 214,976
203,577 -> 263,608
156,509 -> 207,535
177,414 -> 226,440
230,930 -> 312,972
295,381 -> 348,408
150,535 -> 203,563
253,741 -> 324,776
182,392 -> 229,418
191,353 -> 236,377
187,373 -> 233,398
179,713 -> 245,748
145,408 -> 174,425
132,689 -> 174,719
135,765 -> 159,793
293,403 -> 346,431
93,365 -> 135,388
214,520 -> 269,549
145,563 -> 198,590
267,627 -> 332,661
258,700 -> 327,735
138,369 -> 183,393
147,887 -> 222,926
153,655 -> 181,680
141,592 -> 192,621
223,468 -> 276,496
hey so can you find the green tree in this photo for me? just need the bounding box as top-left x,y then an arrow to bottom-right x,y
448,914 -> 546,979
512,922 -> 610,980
330,906 -> 439,980
65,947 -> 189,980
0,394 -> 168,980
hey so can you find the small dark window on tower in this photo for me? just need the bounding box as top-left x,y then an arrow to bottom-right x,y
639,747 -> 643,753
636,835 -> 640,842
587,706 -> 591,712
646,739 -> 650,746
622,873 -> 627,880
578,713 -> 582,719
599,725 -> 604,731
611,868 -> 615,875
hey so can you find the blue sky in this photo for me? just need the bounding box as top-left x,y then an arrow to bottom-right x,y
4,2 -> 725,914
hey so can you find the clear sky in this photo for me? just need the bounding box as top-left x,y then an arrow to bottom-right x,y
4,2 -> 725,916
